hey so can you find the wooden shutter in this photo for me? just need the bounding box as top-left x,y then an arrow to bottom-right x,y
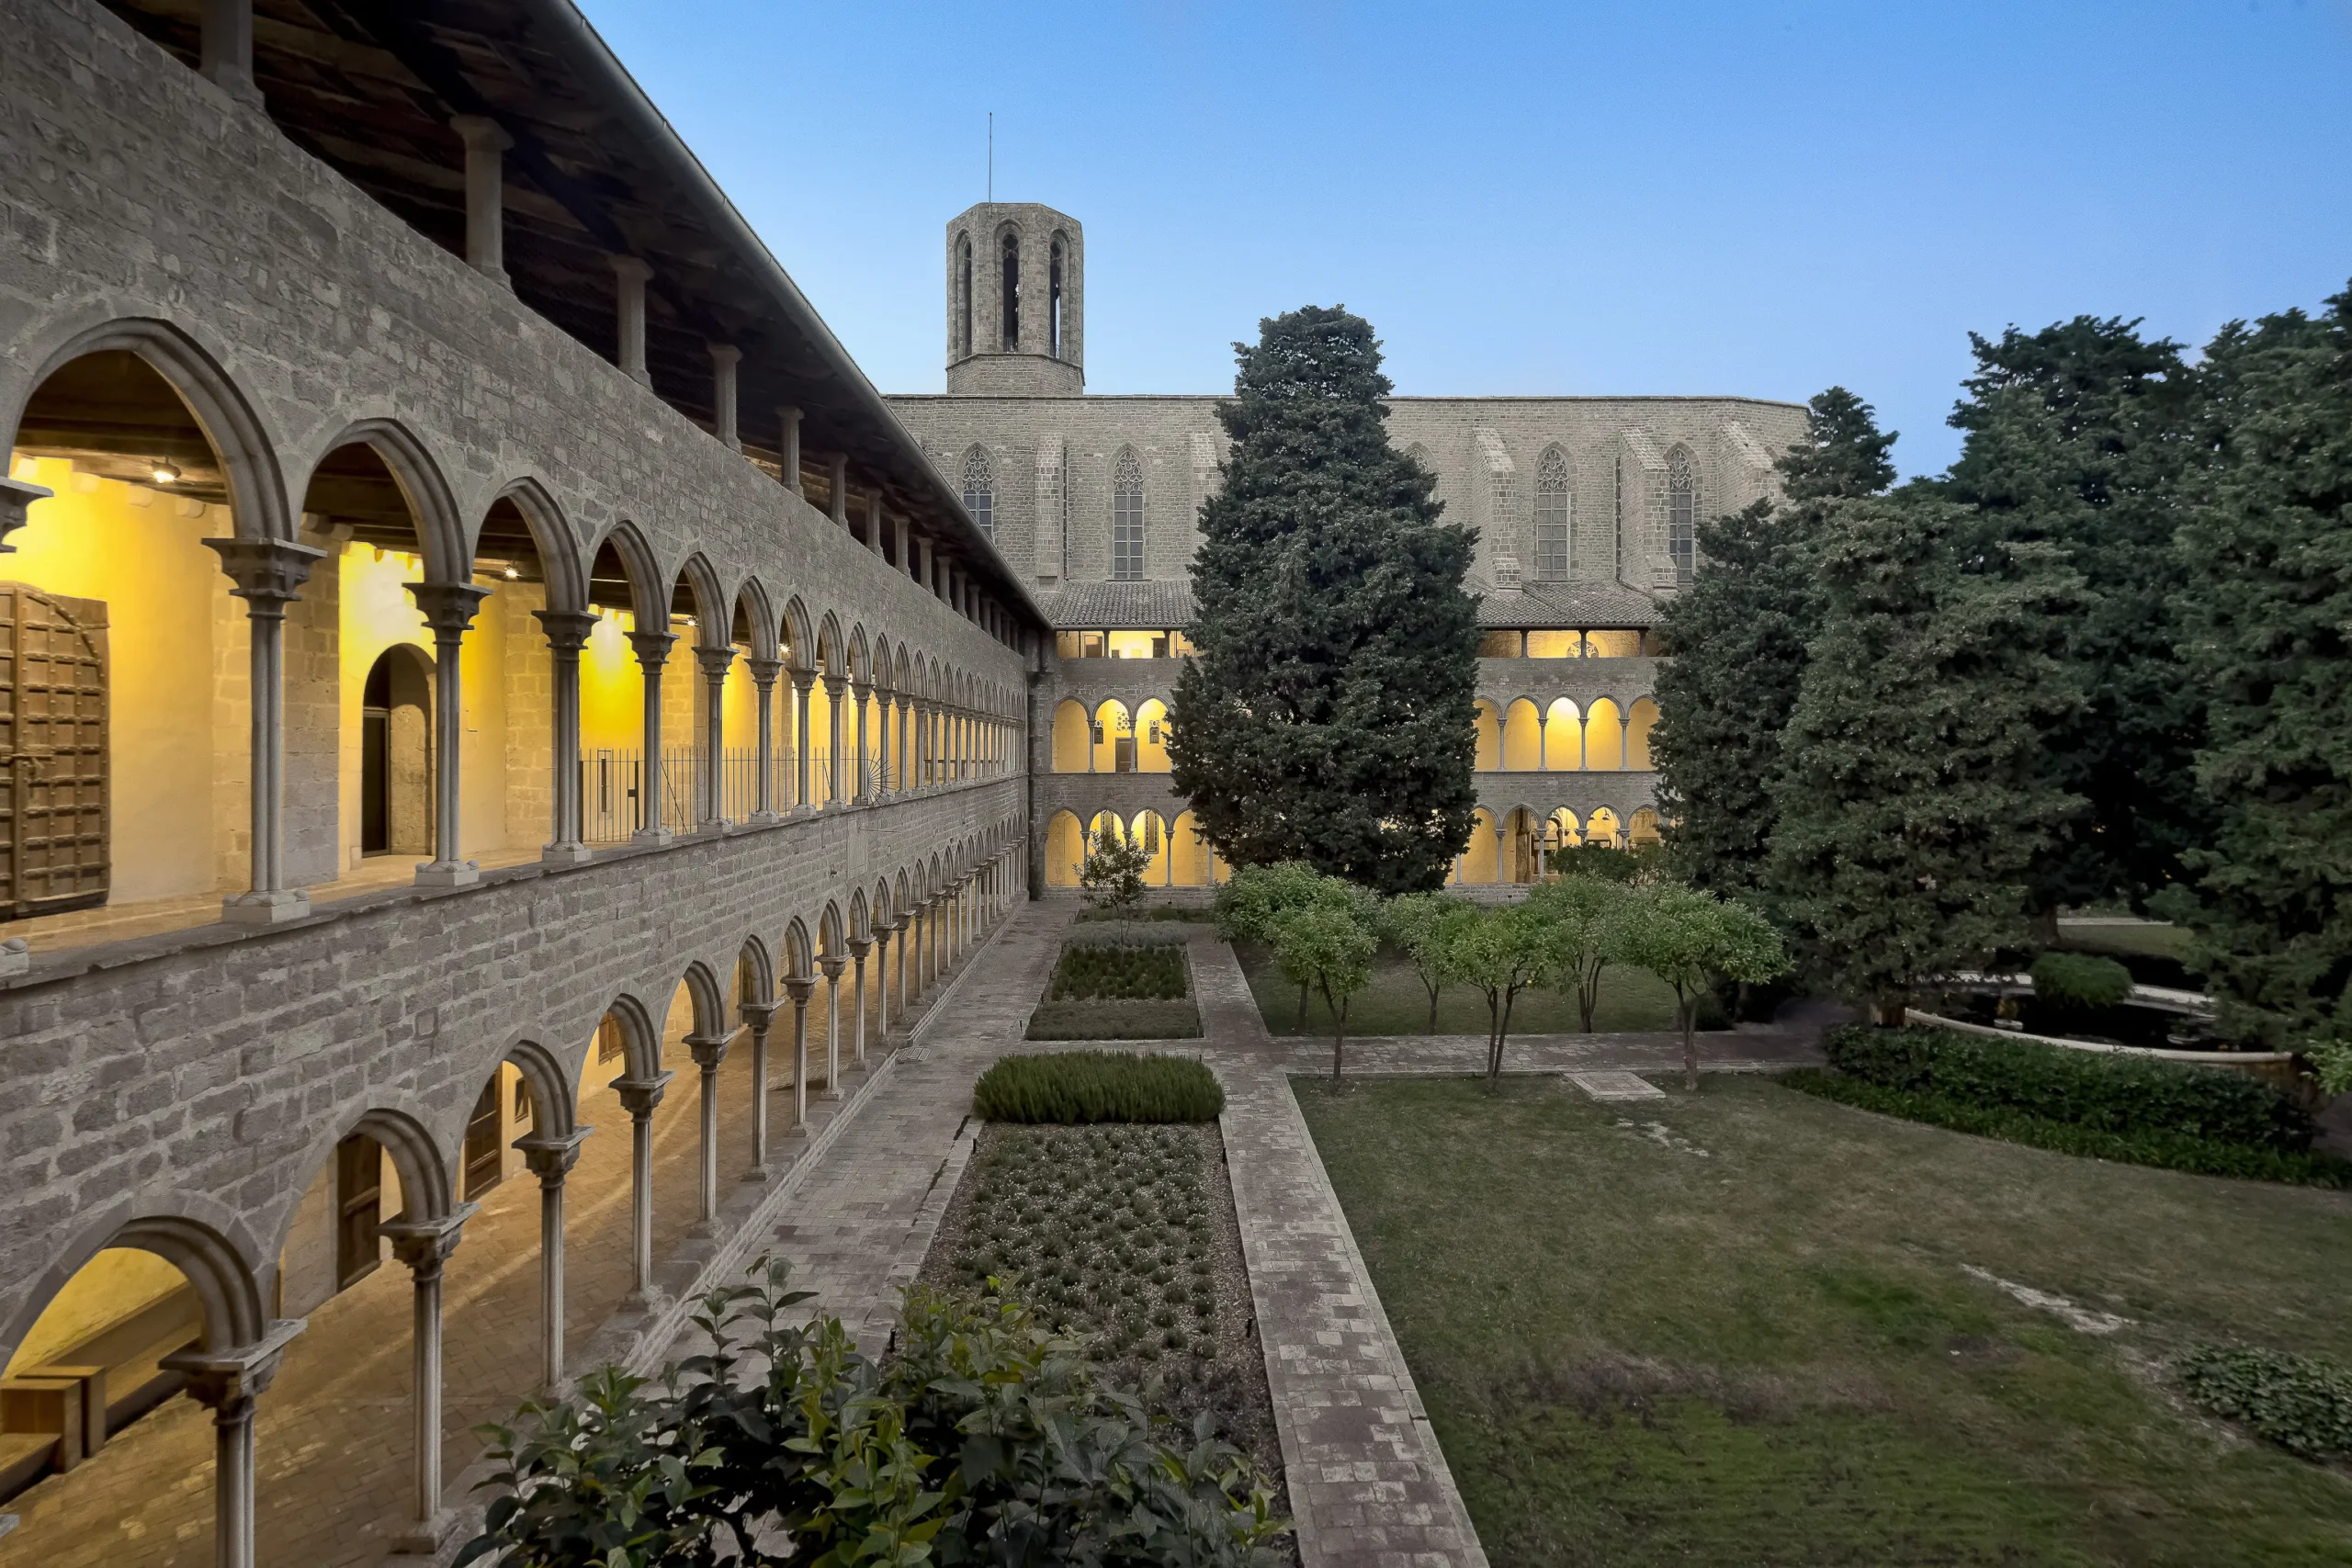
0,583 -> 109,919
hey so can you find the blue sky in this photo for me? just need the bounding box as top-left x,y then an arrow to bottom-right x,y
579,1 -> 2352,477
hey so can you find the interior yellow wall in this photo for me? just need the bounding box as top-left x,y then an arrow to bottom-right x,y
1589,807 -> 1623,846
1091,700 -> 1129,773
6,456 -> 227,902
1135,700 -> 1171,773
1550,807 -> 1583,848
1130,811 -> 1170,884
1587,630 -> 1641,658
1473,702 -> 1500,771
1627,699 -> 1659,771
1170,811 -> 1209,886
1502,700 -> 1542,771
1105,630 -> 1162,658
1544,699 -> 1582,770
580,611 -> 644,756
1525,630 -> 1580,658
1463,811 -> 1499,883
1586,699 -> 1624,770
6,1247 -> 190,1375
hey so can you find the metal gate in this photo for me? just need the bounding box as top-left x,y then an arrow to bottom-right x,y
0,582 -> 108,919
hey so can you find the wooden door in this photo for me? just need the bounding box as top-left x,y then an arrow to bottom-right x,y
0,583 -> 108,919
334,1134 -> 382,1291
461,1077 -> 502,1200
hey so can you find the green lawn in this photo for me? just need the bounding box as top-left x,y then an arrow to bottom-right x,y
1238,942 -> 1683,1035
1296,1075 -> 2352,1567
2057,919 -> 2194,961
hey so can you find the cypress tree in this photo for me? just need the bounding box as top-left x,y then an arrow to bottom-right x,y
1168,306 -> 1478,894
1651,388 -> 1895,900
1941,318 -> 2201,918
1765,493 -> 2081,1021
2173,288 -> 2352,1050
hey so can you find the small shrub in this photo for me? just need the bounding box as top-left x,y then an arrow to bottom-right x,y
1051,942 -> 1190,1000
1781,1070 -> 2352,1188
2030,950 -> 2134,1010
1080,829 -> 1155,914
1824,1024 -> 2314,1151
2178,1345 -> 2352,1460
974,1050 -> 1225,1123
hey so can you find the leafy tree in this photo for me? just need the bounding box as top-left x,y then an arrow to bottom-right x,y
1169,305 -> 1480,894
1378,890 -> 1474,1032
2172,288 -> 2352,1055
1765,492 -> 2081,1022
1524,875 -> 1632,1032
1435,905 -> 1552,1089
1544,841 -> 1663,886
1652,388 -> 1897,900
1942,317 -> 2202,919
1215,862 -> 1375,1025
1610,884 -> 1788,1089
1269,905 -> 1378,1086
1080,828 -> 1155,916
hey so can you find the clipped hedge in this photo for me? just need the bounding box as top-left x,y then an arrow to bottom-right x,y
2178,1345 -> 2352,1461
1051,942 -> 1190,1001
975,1050 -> 1225,1123
2030,950 -> 2133,1010
1824,1025 -> 2313,1151
1782,1071 -> 2352,1188
1024,999 -> 1203,1042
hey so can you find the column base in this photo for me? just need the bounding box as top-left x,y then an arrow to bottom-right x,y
697,818 -> 729,836
740,1164 -> 772,1184
788,805 -> 817,819
387,1509 -> 459,1557
631,828 -> 676,847
541,842 -> 594,866
747,809 -> 784,826
220,888 -> 311,926
0,939 -> 28,978
413,860 -> 481,888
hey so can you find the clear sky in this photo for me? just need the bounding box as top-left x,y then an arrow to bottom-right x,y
578,0 -> 2352,477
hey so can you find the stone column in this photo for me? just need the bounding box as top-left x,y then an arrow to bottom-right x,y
870,925 -> 893,1039
162,1321 -> 301,1568
198,0 -> 262,107
745,656 -> 783,823
379,1212 -> 471,1553
684,1032 -> 729,1224
613,1075 -> 673,1298
777,407 -> 804,492
818,954 -> 845,1098
824,675 -> 850,807
612,257 -> 653,386
708,344 -> 741,450
784,977 -> 814,1129
847,935 -> 873,1066
205,537 -> 326,926
738,1000 -> 777,1173
792,672 -> 815,811
535,610 -> 597,863
892,915 -> 910,1020
829,455 -> 849,527
694,644 -> 734,830
628,628 -> 676,844
449,116 -> 512,287
851,682 -> 872,801
515,1133 -> 585,1387
406,582 -> 492,887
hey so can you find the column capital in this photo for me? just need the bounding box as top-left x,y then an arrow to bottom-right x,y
379,1206 -> 476,1276
707,343 -> 741,369
693,644 -> 737,681
613,1072 -> 674,1118
204,536 -> 327,614
821,671 -> 848,697
449,113 -> 514,154
784,976 -> 818,1004
818,953 -> 847,981
533,607 -> 600,653
790,666 -> 818,694
405,581 -> 492,638
847,934 -> 873,962
609,254 -> 653,286
684,1032 -> 730,1071
626,627 -> 677,671
164,1318 -> 305,1411
738,998 -> 781,1030
744,655 -> 784,686
516,1130 -> 588,1185
0,475 -> 53,553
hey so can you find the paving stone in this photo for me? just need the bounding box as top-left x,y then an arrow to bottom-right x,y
1565,1068 -> 1668,1100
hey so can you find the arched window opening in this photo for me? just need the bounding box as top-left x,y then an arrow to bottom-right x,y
1049,239 -> 1066,359
1534,446 -> 1570,579
1111,450 -> 1145,581
1668,448 -> 1697,586
1000,231 -> 1021,351
360,645 -> 435,856
957,235 -> 973,358
961,447 -> 995,543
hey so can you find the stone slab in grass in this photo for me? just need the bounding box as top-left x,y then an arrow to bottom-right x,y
1566,1069 -> 1667,1101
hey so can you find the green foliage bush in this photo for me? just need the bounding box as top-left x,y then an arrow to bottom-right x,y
2030,950 -> 2134,1010
1023,1000 -> 1203,1042
1824,1024 -> 2313,1151
1782,1070 -> 2351,1188
974,1051 -> 1225,1123
1051,942 -> 1190,1000
459,1261 -> 1287,1567
2177,1344 -> 2352,1461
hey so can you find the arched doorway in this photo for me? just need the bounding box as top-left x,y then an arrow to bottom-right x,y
359,644 -> 434,857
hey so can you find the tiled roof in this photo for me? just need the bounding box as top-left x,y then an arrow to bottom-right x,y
1471,579 -> 1661,628
1035,580 -> 1200,629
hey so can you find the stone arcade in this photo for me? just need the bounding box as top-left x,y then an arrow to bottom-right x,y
0,4 -> 1796,1564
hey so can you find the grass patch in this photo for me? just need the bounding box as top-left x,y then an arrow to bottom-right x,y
1297,1075 -> 2352,1567
1238,941 -> 1682,1035
1051,942 -> 1190,1000
1784,1069 -> 2352,1188
973,1050 -> 1224,1123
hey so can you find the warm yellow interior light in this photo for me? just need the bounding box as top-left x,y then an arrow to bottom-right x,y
151,460 -> 181,484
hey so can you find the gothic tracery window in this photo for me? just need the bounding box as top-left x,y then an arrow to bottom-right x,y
1112,449 -> 1145,581
1667,447 -> 1697,586
962,446 -> 995,542
1534,446 -> 1571,579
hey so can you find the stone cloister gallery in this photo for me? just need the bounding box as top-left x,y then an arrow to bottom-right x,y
0,3 -> 1795,1564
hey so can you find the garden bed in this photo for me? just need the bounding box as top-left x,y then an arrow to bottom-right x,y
1025,934 -> 1203,1040
917,1120 -> 1290,1523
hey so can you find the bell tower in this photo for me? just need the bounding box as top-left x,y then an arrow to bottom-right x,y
945,203 -> 1083,395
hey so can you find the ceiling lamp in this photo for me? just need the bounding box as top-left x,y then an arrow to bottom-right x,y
503,566 -> 520,580
152,460 -> 181,484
